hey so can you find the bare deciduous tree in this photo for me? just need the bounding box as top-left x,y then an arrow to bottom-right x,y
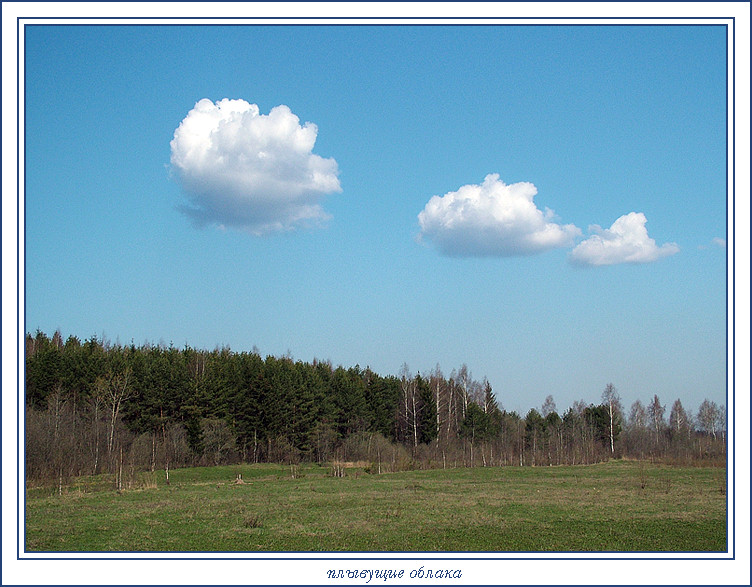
103,367 -> 132,456
647,395 -> 665,439
669,399 -> 688,438
541,395 -> 557,418
697,399 -> 720,440
601,383 -> 622,455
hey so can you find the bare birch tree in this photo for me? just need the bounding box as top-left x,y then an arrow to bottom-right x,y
104,366 -> 132,456
457,364 -> 471,421
697,399 -> 720,440
89,378 -> 106,475
430,364 -> 445,440
601,383 -> 622,455
669,399 -> 688,438
398,363 -> 412,446
647,394 -> 665,444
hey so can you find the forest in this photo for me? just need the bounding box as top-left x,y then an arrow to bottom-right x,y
24,329 -> 727,490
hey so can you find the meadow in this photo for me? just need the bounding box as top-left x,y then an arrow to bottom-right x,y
25,460 -> 727,553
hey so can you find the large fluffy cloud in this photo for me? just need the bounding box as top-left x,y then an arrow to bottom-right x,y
569,212 -> 679,266
170,98 -> 341,235
417,174 -> 580,257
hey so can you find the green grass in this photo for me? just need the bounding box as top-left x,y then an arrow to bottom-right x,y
25,460 -> 727,552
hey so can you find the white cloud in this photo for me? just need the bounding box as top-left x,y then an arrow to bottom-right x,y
569,212 -> 679,266
417,174 -> 581,257
170,98 -> 341,235
712,237 -> 727,248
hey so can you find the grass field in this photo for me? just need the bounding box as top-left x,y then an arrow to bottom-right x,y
25,460 -> 727,552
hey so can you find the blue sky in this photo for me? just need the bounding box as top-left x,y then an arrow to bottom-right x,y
24,24 -> 728,416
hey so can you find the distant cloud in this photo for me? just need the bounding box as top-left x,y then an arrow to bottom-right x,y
170,98 -> 341,235
569,212 -> 679,266
698,237 -> 726,250
417,174 -> 580,257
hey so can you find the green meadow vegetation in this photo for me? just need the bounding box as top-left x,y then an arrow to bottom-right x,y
24,331 -> 728,553
25,460 -> 726,552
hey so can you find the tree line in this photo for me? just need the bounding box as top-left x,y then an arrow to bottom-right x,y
25,330 -> 726,488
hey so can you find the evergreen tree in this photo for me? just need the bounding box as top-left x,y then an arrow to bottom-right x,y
583,404 -> 610,448
524,408 -> 545,465
416,374 -> 437,445
364,372 -> 400,441
330,366 -> 370,438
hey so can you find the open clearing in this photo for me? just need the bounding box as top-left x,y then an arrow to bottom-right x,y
25,460 -> 727,552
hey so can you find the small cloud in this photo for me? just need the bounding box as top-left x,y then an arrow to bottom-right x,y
417,174 -> 580,257
170,98 -> 341,236
699,237 -> 726,250
569,212 -> 679,266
